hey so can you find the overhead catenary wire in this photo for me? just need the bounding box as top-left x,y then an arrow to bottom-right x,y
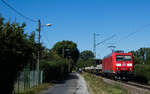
117,24 -> 150,44
94,24 -> 150,54
96,24 -> 150,48
96,34 -> 116,46
1,0 -> 37,22
41,30 -> 52,49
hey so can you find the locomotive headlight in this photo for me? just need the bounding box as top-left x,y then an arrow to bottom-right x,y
127,64 -> 132,66
129,68 -> 132,70
116,63 -> 121,66
116,67 -> 120,70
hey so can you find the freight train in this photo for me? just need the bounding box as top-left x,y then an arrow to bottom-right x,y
84,59 -> 102,74
84,50 -> 133,80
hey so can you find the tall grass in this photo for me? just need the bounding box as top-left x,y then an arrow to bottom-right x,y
82,72 -> 127,94
15,83 -> 52,94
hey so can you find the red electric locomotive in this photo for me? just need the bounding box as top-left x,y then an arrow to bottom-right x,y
102,50 -> 133,80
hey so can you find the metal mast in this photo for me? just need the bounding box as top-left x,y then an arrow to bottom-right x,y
93,32 -> 96,58
93,32 -> 100,58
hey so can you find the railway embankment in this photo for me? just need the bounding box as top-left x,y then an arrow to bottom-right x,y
81,72 -> 127,94
102,77 -> 150,94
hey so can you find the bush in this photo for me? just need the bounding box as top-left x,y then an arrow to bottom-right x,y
134,64 -> 150,84
0,16 -> 37,94
15,83 -> 51,94
40,54 -> 71,82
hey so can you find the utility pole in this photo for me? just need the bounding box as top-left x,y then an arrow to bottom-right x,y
93,32 -> 96,58
37,19 -> 41,85
36,19 -> 52,85
93,32 -> 100,58
94,34 -> 116,58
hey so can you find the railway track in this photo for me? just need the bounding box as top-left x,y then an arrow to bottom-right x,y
102,77 -> 150,94
126,81 -> 150,91
98,74 -> 150,91
85,72 -> 150,93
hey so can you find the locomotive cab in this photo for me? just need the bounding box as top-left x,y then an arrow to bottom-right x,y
102,51 -> 133,80
114,53 -> 133,79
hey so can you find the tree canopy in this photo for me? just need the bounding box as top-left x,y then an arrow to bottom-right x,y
76,50 -> 94,68
0,16 -> 37,94
130,48 -> 150,84
40,40 -> 80,82
79,50 -> 94,60
131,48 -> 150,65
52,40 -> 79,67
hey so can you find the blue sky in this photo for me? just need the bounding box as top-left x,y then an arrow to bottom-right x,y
1,0 -> 150,58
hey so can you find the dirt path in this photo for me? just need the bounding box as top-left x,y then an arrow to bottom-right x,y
39,72 -> 89,94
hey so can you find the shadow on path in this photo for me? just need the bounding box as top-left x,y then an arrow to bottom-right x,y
40,72 -> 80,94
51,72 -> 79,84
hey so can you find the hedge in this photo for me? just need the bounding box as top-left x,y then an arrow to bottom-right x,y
40,58 -> 71,82
134,64 -> 150,84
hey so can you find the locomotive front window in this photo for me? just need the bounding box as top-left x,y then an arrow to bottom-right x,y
116,55 -> 132,61
116,55 -> 123,61
124,55 -> 131,61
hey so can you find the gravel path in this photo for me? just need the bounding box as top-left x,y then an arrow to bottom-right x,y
75,73 -> 89,94
39,72 -> 89,94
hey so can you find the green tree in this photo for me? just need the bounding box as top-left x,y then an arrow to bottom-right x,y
131,48 -> 150,65
0,16 -> 36,94
52,40 -> 79,69
130,48 -> 150,84
80,50 -> 94,60
40,53 -> 67,82
40,40 -> 79,82
76,50 -> 94,68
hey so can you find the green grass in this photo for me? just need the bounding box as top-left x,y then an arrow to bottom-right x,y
15,83 -> 52,94
81,72 -> 128,94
